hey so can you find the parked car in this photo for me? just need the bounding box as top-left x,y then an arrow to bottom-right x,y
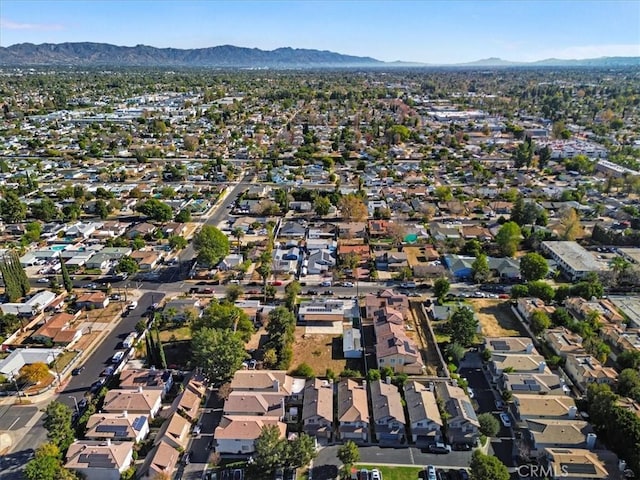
305,289 -> 319,295
458,470 -> 470,480
500,412 -> 512,427
274,468 -> 284,480
271,280 -> 283,286
428,442 -> 451,454
425,466 -> 437,480
370,469 -> 382,480
111,351 -> 125,364
101,366 -> 115,376
71,366 -> 85,376
320,280 -> 332,287
322,290 -> 334,296
90,378 -> 106,393
37,277 -> 49,283
342,281 -> 355,287
495,399 -> 505,410
452,442 -> 472,451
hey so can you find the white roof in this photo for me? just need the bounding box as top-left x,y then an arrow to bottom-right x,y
0,347 -> 63,378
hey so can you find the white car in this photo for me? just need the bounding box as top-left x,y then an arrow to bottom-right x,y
370,469 -> 382,480
425,466 -> 437,480
342,282 -> 354,287
37,277 -> 50,283
500,412 -> 512,428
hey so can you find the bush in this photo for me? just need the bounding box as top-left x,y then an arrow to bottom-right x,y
478,413 -> 500,437
291,363 -> 314,379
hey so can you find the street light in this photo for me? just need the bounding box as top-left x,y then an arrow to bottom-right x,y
68,395 -> 79,414
11,371 -> 21,398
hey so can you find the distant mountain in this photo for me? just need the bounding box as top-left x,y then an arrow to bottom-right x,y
0,42 -> 638,69
457,56 -> 640,67
0,42 -> 383,68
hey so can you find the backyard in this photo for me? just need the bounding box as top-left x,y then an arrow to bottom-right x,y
467,298 -> 527,337
291,329 -> 358,377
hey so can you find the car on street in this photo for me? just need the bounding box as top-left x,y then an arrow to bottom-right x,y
322,290 -> 334,296
271,280 -> 283,286
101,366 -> 115,376
342,281 -> 355,287
84,283 -> 98,289
305,289 -> 319,295
500,412 -> 512,427
37,277 -> 50,283
452,442 -> 472,451
246,289 -> 260,294
71,366 -> 85,376
111,351 -> 125,363
495,399 -> 505,410
320,280 -> 332,287
90,378 -> 106,393
370,469 -> 382,480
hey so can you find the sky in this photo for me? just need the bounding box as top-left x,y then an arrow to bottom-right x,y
1,0 -> 639,64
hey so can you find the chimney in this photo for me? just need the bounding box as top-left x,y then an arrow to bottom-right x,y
273,379 -> 280,392
138,386 -> 143,393
526,343 -> 534,353
106,438 -> 111,446
568,406 -> 577,419
385,376 -> 392,385
538,361 -> 546,373
122,410 -> 128,419
586,433 -> 597,450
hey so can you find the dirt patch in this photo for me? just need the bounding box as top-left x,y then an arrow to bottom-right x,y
291,328 -> 356,377
84,303 -> 122,323
467,299 -> 527,337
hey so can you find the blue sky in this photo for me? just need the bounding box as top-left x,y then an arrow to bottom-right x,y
1,1 -> 639,63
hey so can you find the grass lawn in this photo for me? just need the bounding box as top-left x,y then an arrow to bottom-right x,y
53,350 -> 78,372
158,326 -> 192,342
357,464 -> 423,480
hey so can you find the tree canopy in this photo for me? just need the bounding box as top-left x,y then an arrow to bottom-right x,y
191,327 -> 247,385
136,198 -> 173,222
519,252 -> 549,282
495,221 -> 521,257
193,225 -> 230,268
43,401 -> 75,451
449,307 -> 478,347
470,450 -> 510,480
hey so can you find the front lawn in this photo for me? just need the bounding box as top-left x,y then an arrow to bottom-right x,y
356,465 -> 423,480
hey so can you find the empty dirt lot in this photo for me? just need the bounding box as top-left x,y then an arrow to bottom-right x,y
291,329 -> 355,377
467,298 -> 527,337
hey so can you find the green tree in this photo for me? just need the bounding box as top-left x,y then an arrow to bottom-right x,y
558,207 -> 583,241
519,252 -> 549,282
43,401 -> 75,451
174,208 -> 192,223
116,256 -> 139,275
94,199 -> 110,220
31,197 -> 60,222
449,307 -> 478,347
291,362 -> 314,379
445,342 -> 465,364
527,280 -> 555,303
284,280 -> 301,310
337,440 -> 360,473
478,413 -> 500,437
24,443 -> 76,480
433,277 -> 450,302
313,195 -> 332,216
495,221 -> 521,257
265,307 -> 296,369
225,284 -> 243,303
59,257 -> 73,293
193,225 -> 230,268
469,450 -> 510,480
193,301 -> 254,342
168,235 -> 187,250
538,145 -> 551,170
191,327 -> 247,385
618,350 -> 640,371
136,198 -> 173,222
530,310 -> 551,335
471,253 -> 490,284
0,191 -> 27,223
0,251 -> 31,301
285,433 -> 317,469
252,425 -> 287,476
231,227 -> 245,253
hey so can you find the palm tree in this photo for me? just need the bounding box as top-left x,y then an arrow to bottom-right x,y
611,256 -> 631,283
232,227 -> 245,253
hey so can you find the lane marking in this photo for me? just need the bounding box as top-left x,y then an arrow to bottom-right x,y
8,416 -> 21,430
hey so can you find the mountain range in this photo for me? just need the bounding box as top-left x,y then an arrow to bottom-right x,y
0,42 -> 638,68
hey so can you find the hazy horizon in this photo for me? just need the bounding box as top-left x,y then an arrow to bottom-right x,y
1,0 -> 639,64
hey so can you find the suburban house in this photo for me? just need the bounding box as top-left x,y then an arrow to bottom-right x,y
229,370 -> 301,397
119,368 -> 174,399
438,382 -> 480,446
126,222 -> 156,238
218,253 -> 244,271
136,440 -> 180,480
512,393 -> 578,422
364,290 -> 409,319
214,416 -> 285,454
65,440 -> 134,480
370,379 -> 406,443
564,354 -> 618,392
298,299 -> 357,326
0,347 -> 63,379
31,312 -> 83,347
301,378 -> 334,441
488,353 -> 550,381
0,290 -> 57,317
85,412 -> 149,443
502,372 -> 569,396
223,391 -> 286,418
543,328 -> 586,358
403,380 -> 443,444
76,292 -> 109,309
130,250 -> 161,271
154,412 -> 191,451
102,388 -> 163,418
483,337 -> 538,356
544,447 -> 615,480
565,297 -> 625,324
515,297 -> 556,323
337,379 -> 370,443
524,419 -> 594,456
171,379 -> 205,421
375,320 -> 425,374
542,241 -> 609,281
